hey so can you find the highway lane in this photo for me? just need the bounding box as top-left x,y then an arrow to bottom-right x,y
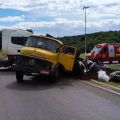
0,71 -> 120,120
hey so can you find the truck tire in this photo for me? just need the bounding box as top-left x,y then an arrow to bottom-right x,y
51,68 -> 61,83
109,61 -> 112,64
16,71 -> 24,83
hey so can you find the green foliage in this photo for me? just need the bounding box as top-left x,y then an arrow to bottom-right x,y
107,81 -> 120,88
59,31 -> 120,52
107,64 -> 120,70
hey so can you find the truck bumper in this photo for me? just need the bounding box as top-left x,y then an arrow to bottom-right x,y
13,65 -> 55,76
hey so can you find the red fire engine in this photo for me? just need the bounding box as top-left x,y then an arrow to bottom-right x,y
88,43 -> 120,63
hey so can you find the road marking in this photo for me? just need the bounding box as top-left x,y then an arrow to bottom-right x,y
91,79 -> 120,90
81,81 -> 120,96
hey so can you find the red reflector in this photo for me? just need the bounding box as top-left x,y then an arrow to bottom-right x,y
40,70 -> 49,75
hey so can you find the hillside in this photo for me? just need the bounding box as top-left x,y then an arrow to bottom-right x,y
0,30 -> 120,52
59,31 -> 120,52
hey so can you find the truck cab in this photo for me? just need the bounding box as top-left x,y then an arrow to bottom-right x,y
14,35 -> 81,83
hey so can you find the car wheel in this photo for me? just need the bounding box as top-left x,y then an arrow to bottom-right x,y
16,71 -> 24,83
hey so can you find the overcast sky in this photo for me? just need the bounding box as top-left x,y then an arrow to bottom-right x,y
0,0 -> 120,37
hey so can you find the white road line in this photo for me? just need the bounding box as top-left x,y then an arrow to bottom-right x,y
91,79 -> 120,90
81,81 -> 120,96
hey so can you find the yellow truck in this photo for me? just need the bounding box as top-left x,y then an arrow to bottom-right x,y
13,35 -> 84,83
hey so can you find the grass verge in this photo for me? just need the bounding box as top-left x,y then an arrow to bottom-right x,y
107,64 -> 120,70
107,81 -> 120,88
94,80 -> 120,88
101,64 -> 120,88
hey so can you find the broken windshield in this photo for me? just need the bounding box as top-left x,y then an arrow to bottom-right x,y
26,37 -> 60,53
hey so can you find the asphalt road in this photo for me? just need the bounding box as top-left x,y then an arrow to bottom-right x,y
0,70 -> 120,120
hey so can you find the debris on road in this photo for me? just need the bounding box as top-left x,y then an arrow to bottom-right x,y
110,71 -> 120,81
98,70 -> 110,82
84,60 -> 110,82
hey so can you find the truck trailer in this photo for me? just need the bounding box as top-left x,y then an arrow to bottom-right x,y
0,29 -> 32,67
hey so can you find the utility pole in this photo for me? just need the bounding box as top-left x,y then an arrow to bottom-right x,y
83,6 -> 89,59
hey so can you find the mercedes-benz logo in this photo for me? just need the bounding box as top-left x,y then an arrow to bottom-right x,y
28,59 -> 35,65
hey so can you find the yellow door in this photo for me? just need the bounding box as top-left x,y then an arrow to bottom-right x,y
58,46 -> 76,71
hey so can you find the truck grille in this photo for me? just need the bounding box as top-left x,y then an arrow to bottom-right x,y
16,55 -> 52,70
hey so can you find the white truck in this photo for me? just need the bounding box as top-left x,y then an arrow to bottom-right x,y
0,29 -> 33,67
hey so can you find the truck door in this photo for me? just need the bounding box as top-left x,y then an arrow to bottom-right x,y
108,45 -> 115,57
58,46 -> 76,71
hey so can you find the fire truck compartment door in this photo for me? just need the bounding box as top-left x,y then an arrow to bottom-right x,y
108,45 -> 115,57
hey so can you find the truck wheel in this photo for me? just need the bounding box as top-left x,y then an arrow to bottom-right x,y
109,61 -> 112,64
16,71 -> 24,83
51,68 -> 61,83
